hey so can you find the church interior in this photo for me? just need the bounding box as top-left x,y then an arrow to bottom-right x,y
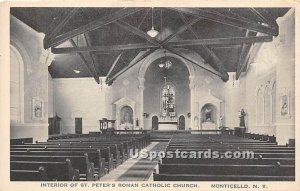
8,7 -> 296,181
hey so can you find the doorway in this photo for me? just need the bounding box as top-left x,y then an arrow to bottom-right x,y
75,117 -> 82,134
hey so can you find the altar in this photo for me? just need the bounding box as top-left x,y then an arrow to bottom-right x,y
158,121 -> 178,130
201,121 -> 217,130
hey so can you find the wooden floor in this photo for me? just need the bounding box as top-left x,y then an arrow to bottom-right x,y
101,142 -> 168,181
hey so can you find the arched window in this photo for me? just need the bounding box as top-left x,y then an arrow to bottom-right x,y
271,82 -> 276,124
256,88 -> 263,124
264,86 -> 271,125
10,45 -> 24,124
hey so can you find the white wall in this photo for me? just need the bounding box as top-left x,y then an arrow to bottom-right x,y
48,73 -> 54,117
53,78 -> 110,134
10,16 -> 50,142
230,9 -> 295,145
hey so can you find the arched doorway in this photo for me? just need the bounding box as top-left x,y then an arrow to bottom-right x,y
152,116 -> 158,130
178,115 -> 185,130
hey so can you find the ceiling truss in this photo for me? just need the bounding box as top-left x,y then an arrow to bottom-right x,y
43,7 -> 279,84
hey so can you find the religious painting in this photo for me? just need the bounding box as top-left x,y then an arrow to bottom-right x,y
280,94 -> 289,117
120,105 -> 133,125
32,97 -> 43,120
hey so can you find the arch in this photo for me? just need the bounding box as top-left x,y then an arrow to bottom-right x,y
113,97 -> 136,130
138,49 -> 195,81
271,81 -> 277,124
10,35 -> 33,74
178,115 -> 185,130
264,85 -> 271,125
10,44 -> 25,124
152,115 -> 158,130
200,103 -> 217,123
198,90 -> 223,128
139,49 -> 196,129
256,88 -> 264,125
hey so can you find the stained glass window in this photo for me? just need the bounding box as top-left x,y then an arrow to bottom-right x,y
161,83 -> 175,117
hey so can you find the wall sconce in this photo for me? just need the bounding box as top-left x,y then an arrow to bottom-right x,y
143,113 -> 149,118
187,113 -> 191,118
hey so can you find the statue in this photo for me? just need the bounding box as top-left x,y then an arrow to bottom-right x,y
205,108 -> 212,122
239,109 -> 246,127
218,116 -> 223,128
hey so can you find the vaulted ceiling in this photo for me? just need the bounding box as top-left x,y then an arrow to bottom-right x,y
11,7 -> 290,84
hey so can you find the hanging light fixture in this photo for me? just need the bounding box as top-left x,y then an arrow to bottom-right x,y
159,50 -> 172,69
73,69 -> 81,74
147,7 -> 159,38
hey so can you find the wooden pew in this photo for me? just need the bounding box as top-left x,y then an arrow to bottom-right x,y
10,137 -> 33,145
11,168 -> 47,181
166,147 -> 295,153
11,154 -> 95,181
155,133 -> 295,181
161,158 -> 295,165
11,150 -> 106,179
157,163 -> 294,176
11,159 -> 79,181
153,173 -> 295,181
10,147 -> 113,174
11,144 -> 120,168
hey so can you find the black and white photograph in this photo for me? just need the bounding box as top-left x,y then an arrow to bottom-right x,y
0,1 -> 299,191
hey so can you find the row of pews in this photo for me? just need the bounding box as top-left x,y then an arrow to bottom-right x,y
153,134 -> 295,181
239,132 -> 277,143
10,134 -> 151,181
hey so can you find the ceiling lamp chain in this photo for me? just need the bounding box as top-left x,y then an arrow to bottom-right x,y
147,7 -> 159,38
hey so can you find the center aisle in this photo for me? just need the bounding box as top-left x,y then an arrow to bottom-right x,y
101,142 -> 169,181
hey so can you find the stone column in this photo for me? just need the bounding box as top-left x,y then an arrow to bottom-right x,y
138,77 -> 145,129
189,75 -> 195,130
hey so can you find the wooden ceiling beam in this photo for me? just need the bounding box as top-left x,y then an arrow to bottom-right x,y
210,44 -> 241,49
106,53 -> 122,79
44,8 -> 79,45
168,35 -> 273,47
51,35 -> 271,54
52,43 -> 158,54
114,20 -> 161,46
110,20 -> 226,81
236,44 -> 253,80
83,33 -> 102,76
45,8 -> 144,49
106,49 -> 157,85
170,8 -> 278,36
236,30 -> 251,79
164,46 -> 223,78
105,8 -> 150,80
249,8 -> 279,29
179,13 -> 229,81
160,17 -> 201,45
69,39 -> 100,84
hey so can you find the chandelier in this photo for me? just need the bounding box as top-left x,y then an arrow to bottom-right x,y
159,51 -> 172,69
